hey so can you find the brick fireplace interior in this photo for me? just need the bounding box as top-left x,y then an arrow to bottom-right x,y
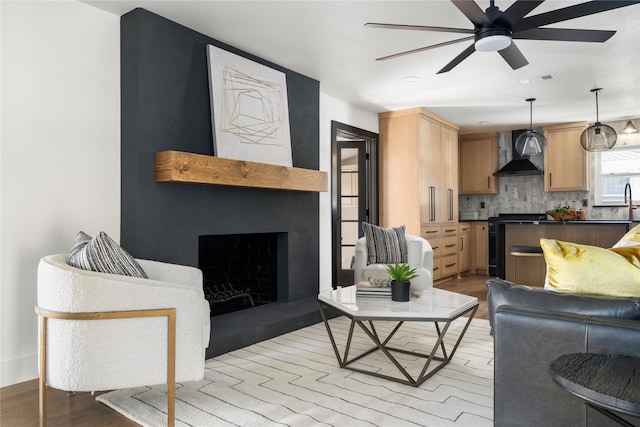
120,8 -> 323,357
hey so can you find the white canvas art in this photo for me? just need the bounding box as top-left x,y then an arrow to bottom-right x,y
207,45 -> 293,167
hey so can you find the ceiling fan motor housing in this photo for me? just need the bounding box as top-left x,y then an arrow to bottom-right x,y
475,27 -> 512,51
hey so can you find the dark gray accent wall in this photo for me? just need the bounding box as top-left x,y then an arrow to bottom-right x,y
120,8 -> 322,357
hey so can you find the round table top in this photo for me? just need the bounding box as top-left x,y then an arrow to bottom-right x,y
549,353 -> 640,418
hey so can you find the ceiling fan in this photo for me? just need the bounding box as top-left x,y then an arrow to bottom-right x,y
365,0 -> 640,74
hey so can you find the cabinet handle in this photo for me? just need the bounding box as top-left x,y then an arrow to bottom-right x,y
448,188 -> 454,221
445,228 -> 456,233
445,244 -> 456,248
460,237 -> 464,251
430,186 -> 436,221
445,263 -> 456,268
549,172 -> 552,187
487,176 -> 490,189
433,267 -> 440,271
432,245 -> 440,250
424,230 -> 438,234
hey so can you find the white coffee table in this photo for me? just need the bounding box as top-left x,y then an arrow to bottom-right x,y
317,286 -> 479,387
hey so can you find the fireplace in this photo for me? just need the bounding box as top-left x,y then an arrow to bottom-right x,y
120,8 -> 323,358
199,233 -> 285,316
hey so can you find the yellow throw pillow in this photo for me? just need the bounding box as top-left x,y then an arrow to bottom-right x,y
540,238 -> 640,297
613,224 -> 640,248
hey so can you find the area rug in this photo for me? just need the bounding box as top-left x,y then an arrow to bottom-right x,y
97,316 -> 494,426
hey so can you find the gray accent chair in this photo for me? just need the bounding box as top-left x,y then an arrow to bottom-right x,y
486,278 -> 640,427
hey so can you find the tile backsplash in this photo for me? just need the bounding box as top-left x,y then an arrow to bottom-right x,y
458,119 -> 639,221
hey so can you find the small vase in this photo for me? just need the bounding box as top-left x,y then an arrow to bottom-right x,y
391,280 -> 410,302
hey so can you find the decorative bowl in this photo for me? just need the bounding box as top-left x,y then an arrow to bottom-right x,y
367,276 -> 392,287
546,208 -> 577,222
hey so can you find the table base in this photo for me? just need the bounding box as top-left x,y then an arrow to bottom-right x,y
317,301 -> 478,387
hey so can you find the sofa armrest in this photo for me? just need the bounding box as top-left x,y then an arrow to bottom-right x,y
494,305 -> 640,427
354,237 -> 368,284
486,277 -> 640,336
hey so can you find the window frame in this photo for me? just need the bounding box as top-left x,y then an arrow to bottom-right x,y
594,145 -> 640,206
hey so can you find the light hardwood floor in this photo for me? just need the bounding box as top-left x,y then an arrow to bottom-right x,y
1,274 -> 491,427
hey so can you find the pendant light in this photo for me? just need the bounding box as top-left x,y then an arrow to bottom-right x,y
515,98 -> 546,156
580,88 -> 617,151
622,121 -> 638,134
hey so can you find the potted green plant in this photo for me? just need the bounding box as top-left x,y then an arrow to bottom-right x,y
386,263 -> 419,301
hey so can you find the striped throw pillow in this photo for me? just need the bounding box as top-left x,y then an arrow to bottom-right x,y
362,223 -> 408,265
67,231 -> 148,278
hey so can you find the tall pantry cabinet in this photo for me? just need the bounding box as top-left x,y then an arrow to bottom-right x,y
378,107 -> 460,280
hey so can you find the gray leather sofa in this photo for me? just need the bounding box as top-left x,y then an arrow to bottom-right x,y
486,278 -> 640,427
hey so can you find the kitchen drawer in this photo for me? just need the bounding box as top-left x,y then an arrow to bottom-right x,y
442,236 -> 458,255
440,225 -> 458,236
429,237 -> 443,258
458,223 -> 471,235
422,226 -> 440,238
441,254 -> 458,276
432,257 -> 442,280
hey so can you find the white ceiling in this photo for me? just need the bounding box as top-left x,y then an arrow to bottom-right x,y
84,0 -> 640,134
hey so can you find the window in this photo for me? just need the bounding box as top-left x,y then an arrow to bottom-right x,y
594,146 -> 640,205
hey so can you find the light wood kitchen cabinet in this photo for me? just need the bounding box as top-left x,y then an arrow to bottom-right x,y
378,107 -> 460,236
459,133 -> 498,194
473,221 -> 488,274
458,222 -> 472,275
423,225 -> 459,282
543,122 -> 589,192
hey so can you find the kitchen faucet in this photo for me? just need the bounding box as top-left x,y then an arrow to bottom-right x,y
624,183 -> 636,221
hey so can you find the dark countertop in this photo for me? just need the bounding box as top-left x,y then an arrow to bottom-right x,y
497,219 -> 632,225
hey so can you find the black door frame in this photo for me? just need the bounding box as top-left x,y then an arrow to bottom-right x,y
331,121 -> 379,287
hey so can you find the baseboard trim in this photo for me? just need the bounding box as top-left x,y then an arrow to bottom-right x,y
1,353 -> 38,388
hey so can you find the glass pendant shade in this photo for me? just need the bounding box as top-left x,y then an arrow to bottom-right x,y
515,98 -> 546,156
515,130 -> 546,156
580,123 -> 617,151
622,120 -> 638,134
581,88 -> 617,151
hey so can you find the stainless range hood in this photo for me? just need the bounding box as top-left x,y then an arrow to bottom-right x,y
494,130 -> 544,177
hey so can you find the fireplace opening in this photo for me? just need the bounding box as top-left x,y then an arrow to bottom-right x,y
199,232 -> 283,316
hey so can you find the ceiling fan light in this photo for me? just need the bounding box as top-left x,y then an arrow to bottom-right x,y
580,124 -> 617,151
515,130 -> 546,156
475,35 -> 511,52
623,121 -> 638,134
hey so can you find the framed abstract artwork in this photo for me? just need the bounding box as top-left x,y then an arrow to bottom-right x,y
207,45 -> 293,167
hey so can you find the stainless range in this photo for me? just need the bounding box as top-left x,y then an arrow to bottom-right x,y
488,213 -> 547,278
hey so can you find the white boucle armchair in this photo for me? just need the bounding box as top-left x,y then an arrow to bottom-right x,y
36,254 -> 210,424
353,235 -> 434,292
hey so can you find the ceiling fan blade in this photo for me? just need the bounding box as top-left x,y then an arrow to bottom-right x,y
437,43 -> 476,74
513,27 -> 616,43
364,22 -> 474,34
498,42 -> 529,70
514,1 -> 640,32
376,36 -> 474,61
450,0 -> 491,26
498,0 -> 545,27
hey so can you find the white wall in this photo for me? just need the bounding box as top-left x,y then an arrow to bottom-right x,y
318,93 -> 378,293
0,1 -> 378,388
0,1 -> 120,387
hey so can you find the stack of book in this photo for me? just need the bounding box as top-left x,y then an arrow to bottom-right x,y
356,281 -> 391,297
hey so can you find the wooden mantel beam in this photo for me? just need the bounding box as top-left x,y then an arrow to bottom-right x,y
155,150 -> 328,192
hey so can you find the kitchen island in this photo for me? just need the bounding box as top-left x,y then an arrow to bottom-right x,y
501,220 -> 632,286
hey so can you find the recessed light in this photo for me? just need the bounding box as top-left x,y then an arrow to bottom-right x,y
479,121 -> 492,125
403,75 -> 420,83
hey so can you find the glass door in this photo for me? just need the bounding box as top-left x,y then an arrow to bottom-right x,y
331,122 -> 378,287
